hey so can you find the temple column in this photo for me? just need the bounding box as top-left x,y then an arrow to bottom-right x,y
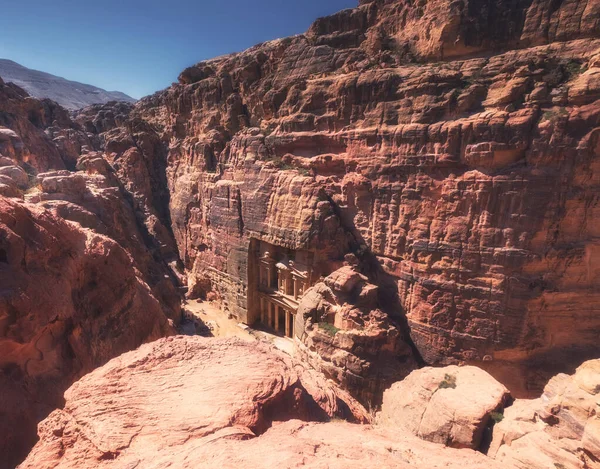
268,302 -> 273,328
293,277 -> 298,299
275,305 -> 280,331
285,311 -> 291,338
260,298 -> 265,323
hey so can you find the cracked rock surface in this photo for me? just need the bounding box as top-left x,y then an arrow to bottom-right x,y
18,336 -> 506,469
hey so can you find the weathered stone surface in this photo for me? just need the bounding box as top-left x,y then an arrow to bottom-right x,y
0,165 -> 28,188
110,0 -> 600,400
0,78 -> 76,171
18,336 -> 507,469
0,196 -> 176,468
0,81 -> 181,469
3,0 -> 600,466
489,359 -> 600,469
296,266 -> 416,405
378,365 -> 510,449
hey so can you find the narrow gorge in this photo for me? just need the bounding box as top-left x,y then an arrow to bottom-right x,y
1,0 -> 600,467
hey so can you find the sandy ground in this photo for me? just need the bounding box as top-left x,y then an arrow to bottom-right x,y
182,300 -> 296,356
183,300 -> 254,341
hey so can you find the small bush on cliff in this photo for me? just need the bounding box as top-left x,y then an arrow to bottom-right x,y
541,107 -> 568,123
564,60 -> 586,80
270,157 -> 290,169
318,322 -> 340,336
438,373 -> 457,389
270,157 -> 309,175
490,411 -> 504,423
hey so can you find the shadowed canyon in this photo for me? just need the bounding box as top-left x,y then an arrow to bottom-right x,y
1,0 -> 600,467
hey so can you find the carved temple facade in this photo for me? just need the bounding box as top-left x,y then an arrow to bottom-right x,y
247,239 -> 316,338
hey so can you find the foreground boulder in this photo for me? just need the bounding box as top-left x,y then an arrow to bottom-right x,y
378,365 -> 510,450
489,359 -> 600,469
19,336 -> 507,469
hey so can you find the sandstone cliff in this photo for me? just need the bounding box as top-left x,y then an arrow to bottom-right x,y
2,0 -> 600,466
0,77 -> 180,469
93,0 -> 600,400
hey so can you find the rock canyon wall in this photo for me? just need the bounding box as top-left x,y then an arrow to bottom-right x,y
0,79 -> 181,468
118,0 -> 600,400
2,0 -> 600,466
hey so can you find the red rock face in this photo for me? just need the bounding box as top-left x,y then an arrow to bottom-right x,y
0,197 -> 175,468
4,0 -> 600,465
100,0 -> 600,400
0,84 -> 181,468
489,359 -> 600,468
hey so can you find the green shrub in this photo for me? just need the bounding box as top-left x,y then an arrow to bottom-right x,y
541,107 -> 568,122
490,411 -> 504,423
564,60 -> 586,80
270,157 -> 296,171
438,373 -> 457,389
318,322 -> 340,336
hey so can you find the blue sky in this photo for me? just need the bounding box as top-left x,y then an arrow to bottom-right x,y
0,0 -> 357,99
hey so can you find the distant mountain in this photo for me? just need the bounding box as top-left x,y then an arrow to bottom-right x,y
0,59 -> 136,110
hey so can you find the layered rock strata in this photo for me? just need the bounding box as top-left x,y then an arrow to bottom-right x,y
0,79 -> 181,469
376,359 -> 600,468
490,359 -> 600,469
3,0 -> 600,465
101,0 -> 600,400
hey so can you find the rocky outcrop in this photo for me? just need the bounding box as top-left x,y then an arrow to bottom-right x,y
0,76 -> 181,469
489,359 -> 600,468
0,196 -> 175,468
296,266 -> 416,404
18,336 -> 507,469
0,77 -> 73,171
4,0 -> 600,465
374,360 -> 600,467
378,365 -> 510,449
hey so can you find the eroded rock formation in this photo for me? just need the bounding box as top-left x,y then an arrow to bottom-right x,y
96,0 -> 600,400
378,365 -> 510,450
18,336 -> 506,469
296,266 -> 416,404
490,359 -> 600,469
3,0 -> 600,466
375,359 -> 600,468
0,196 -> 176,467
0,79 -> 180,469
